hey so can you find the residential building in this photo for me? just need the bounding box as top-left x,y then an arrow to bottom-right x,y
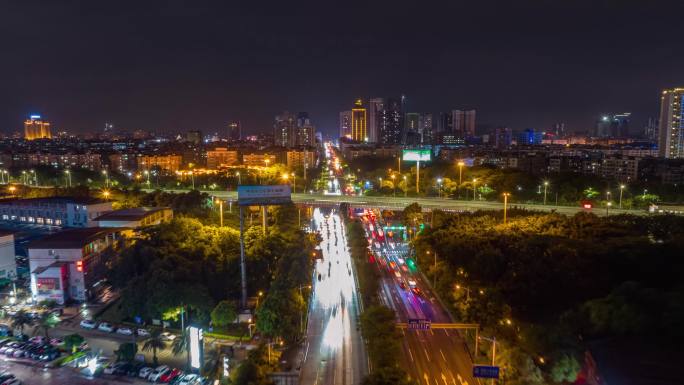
418,113 -> 433,144
595,113 -> 631,138
351,99 -> 367,142
0,197 -> 112,228
28,227 -> 128,304
404,113 -> 420,144
94,207 -> 173,228
295,113 -> 315,147
452,110 -> 476,138
24,115 -> 52,140
287,150 -> 316,171
599,156 -> 639,182
494,127 -> 513,148
643,118 -> 658,142
186,130 -> 203,145
109,153 -> 138,173
378,98 -> 402,145
10,153 -> 102,171
206,147 -> 239,169
0,231 -> 17,282
137,154 -> 182,173
658,88 -> 684,158
243,153 -> 277,167
274,111 -> 297,147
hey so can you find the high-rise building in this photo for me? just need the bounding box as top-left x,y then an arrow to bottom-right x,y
186,130 -> 202,145
452,110 -> 476,138
351,99 -> 367,142
594,113 -> 631,138
274,111 -> 297,147
339,110 -> 352,139
418,113 -> 433,144
24,115 -> 52,140
368,98 -> 385,143
643,117 -> 658,142
227,121 -> 241,141
658,88 -> 684,158
295,112 -> 315,147
378,98 -> 402,145
494,127 -> 513,148
404,113 -> 420,140
437,112 -> 453,133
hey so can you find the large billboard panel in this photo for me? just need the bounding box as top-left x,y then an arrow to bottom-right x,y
402,149 -> 431,162
189,326 -> 204,370
237,185 -> 292,206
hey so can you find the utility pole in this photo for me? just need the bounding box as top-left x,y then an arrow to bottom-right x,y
416,161 -> 420,194
239,206 -> 247,309
619,184 -> 625,209
543,181 -> 549,205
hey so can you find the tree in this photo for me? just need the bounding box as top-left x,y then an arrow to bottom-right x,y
33,312 -> 59,338
211,300 -> 237,328
171,329 -> 190,370
115,342 -> 138,362
362,367 -> 416,385
142,329 -> 168,366
550,354 -> 581,383
402,203 -> 423,228
11,310 -> 33,336
63,334 -> 85,353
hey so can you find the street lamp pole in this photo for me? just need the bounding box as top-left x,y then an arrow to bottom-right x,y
503,193 -> 510,224
619,184 -> 625,209
236,172 -> 241,185
543,181 -> 549,205
472,178 -> 477,201
437,178 -> 443,198
217,199 -> 224,227
391,174 -> 396,197
102,170 -> 109,188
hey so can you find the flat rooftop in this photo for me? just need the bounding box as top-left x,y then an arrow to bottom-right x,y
93,207 -> 169,222
0,196 -> 107,205
27,227 -> 127,249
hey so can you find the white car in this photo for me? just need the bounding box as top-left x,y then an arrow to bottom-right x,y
160,332 -> 176,341
178,374 -> 199,385
139,367 -> 154,379
397,257 -> 405,265
97,322 -> 115,333
407,279 -> 417,287
148,365 -> 169,382
394,271 -> 401,279
116,327 -> 133,336
136,328 -> 150,337
80,319 -> 97,329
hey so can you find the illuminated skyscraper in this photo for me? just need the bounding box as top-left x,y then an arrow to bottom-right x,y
274,111 -> 297,147
227,121 -> 241,141
24,115 -> 51,140
368,98 -> 385,143
658,88 -> 684,158
339,110 -> 352,139
378,98 -> 402,145
351,99 -> 367,142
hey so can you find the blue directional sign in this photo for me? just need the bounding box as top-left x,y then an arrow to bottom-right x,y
407,318 -> 431,330
473,365 -> 500,379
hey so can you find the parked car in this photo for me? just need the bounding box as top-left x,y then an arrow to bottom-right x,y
139,367 -> 154,379
136,328 -> 150,338
160,368 -> 182,383
49,338 -> 63,346
177,374 -> 199,385
0,342 -> 18,355
39,349 -> 60,361
12,344 -> 28,358
147,365 -> 170,382
103,362 -> 118,375
126,362 -> 145,377
116,327 -> 133,336
160,332 -> 176,341
1,379 -> 20,385
98,322 -> 115,333
80,319 -> 97,329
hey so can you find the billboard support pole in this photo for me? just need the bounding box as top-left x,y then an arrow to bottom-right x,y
262,206 -> 267,235
416,161 -> 420,193
239,206 -> 247,309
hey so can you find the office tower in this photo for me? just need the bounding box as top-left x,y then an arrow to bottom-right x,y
274,111 -> 297,147
418,113 -> 433,144
24,115 -> 52,140
368,98 -> 385,143
595,113 -> 631,138
227,121 -> 241,141
378,98 -> 402,145
452,109 -> 476,138
339,110 -> 352,139
404,113 -> 420,136
658,88 -> 684,158
643,117 -> 658,142
351,99 -> 367,142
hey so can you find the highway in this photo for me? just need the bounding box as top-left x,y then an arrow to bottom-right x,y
360,209 -> 478,385
299,208 -> 367,385
154,188 -> 639,217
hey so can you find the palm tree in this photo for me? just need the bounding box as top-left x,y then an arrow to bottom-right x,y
33,312 -> 59,338
142,329 -> 167,366
11,310 -> 33,336
171,329 -> 189,370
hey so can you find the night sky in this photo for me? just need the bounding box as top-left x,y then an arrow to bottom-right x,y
2,0 -> 683,137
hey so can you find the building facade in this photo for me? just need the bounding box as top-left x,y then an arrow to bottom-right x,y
94,207 -> 173,228
339,110 -> 352,139
242,153 -> 277,167
658,88 -> 684,158
137,154 -> 182,173
0,231 -> 17,282
351,100 -> 367,142
286,150 -> 316,171
24,115 -> 52,140
0,197 -> 112,228
206,148 -> 239,169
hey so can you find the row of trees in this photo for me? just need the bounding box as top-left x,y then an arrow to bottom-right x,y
410,206 -> 684,384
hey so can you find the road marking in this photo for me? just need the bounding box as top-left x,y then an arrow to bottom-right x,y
440,349 -> 446,361
444,329 -> 450,336
430,328 -> 434,336
408,348 -> 414,362
423,347 -> 430,362
442,373 -> 448,385
424,373 -> 430,385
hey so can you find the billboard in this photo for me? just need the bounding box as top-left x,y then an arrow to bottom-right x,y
402,149 -> 431,162
189,326 -> 204,370
473,365 -> 500,379
237,185 -> 292,206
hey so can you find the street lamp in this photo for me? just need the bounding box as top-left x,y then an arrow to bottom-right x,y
102,190 -> 110,200
391,174 -> 396,197
216,199 -> 224,227
64,170 -> 71,187
543,181 -> 549,205
291,173 -> 296,193
102,170 -> 109,188
606,201 -> 612,215
502,192 -> 510,224
144,170 -> 150,185
403,175 -> 407,197
457,161 -> 465,185
30,170 -> 36,186
437,178 -> 443,198
236,171 -> 241,185
619,184 -> 625,209
472,178 -> 478,201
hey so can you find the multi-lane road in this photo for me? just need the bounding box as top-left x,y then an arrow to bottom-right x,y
300,208 -> 367,385
360,209 -> 478,385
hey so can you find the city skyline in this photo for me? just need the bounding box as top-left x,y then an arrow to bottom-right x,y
2,1 -> 684,137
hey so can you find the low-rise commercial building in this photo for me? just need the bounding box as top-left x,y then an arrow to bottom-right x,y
0,231 -> 17,283
28,227 -> 128,304
0,197 -> 112,228
94,207 -> 173,228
